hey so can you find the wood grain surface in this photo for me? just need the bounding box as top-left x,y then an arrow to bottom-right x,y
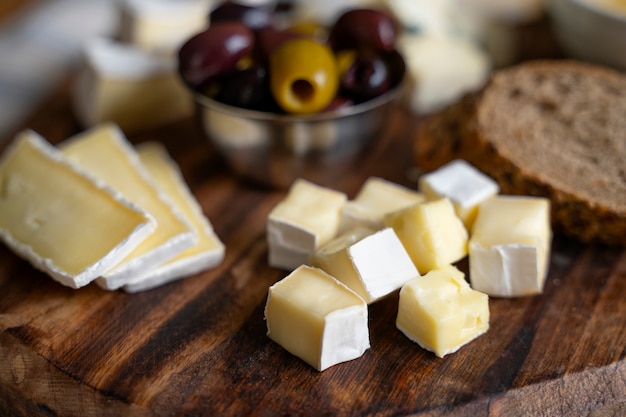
0,79 -> 625,417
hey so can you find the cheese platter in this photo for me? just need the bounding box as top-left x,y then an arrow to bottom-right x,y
0,73 -> 624,417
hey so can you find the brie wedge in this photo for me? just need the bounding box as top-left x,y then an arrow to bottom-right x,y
265,265 -> 370,371
469,195 -> 552,297
60,123 -> 196,290
0,130 -> 154,289
123,142 -> 225,293
311,227 -> 419,303
396,265 -> 490,357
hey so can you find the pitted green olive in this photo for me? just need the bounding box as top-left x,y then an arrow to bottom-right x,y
269,38 -> 339,114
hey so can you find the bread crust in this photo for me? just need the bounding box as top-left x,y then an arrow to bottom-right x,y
415,60 -> 626,245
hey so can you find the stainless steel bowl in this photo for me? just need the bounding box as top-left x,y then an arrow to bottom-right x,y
195,85 -> 403,188
549,0 -> 626,71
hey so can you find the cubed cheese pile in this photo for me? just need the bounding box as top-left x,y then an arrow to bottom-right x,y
72,0 -> 212,134
265,159 -> 551,369
0,123 -> 224,292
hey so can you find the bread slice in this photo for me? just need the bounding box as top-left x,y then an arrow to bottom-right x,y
415,60 -> 626,245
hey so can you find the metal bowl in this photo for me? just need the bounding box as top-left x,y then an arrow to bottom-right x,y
194,83 -> 404,189
549,0 -> 626,71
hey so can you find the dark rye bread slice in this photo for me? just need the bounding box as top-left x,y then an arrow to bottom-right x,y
415,60 -> 626,245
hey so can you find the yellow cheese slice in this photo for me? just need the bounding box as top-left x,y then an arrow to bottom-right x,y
60,123 -> 196,290
123,142 -> 225,292
0,130 -> 155,289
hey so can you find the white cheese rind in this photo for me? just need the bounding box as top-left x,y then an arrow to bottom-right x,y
396,265 -> 490,358
340,177 -> 425,233
123,142 -> 225,293
60,123 -> 196,290
265,265 -> 370,371
0,130 -> 155,289
469,195 -> 552,297
267,179 -> 347,270
419,159 -> 499,229
311,227 -> 420,303
72,37 -> 193,134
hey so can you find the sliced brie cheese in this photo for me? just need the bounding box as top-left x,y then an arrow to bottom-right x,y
469,195 -> 551,297
264,265 -> 370,371
340,177 -> 425,233
419,159 -> 499,230
396,265 -> 490,357
123,142 -> 225,293
118,0 -> 212,55
0,130 -> 155,289
60,123 -> 196,290
311,227 -> 419,303
384,198 -> 468,274
267,179 -> 347,270
72,37 -> 193,134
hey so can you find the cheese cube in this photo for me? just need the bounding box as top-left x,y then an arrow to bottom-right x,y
311,227 -> 420,303
60,123 -> 196,290
72,38 -> 193,134
265,265 -> 370,371
123,142 -> 225,293
340,177 -> 425,233
469,195 -> 551,297
118,0 -> 212,55
397,34 -> 490,114
0,131 -> 155,288
419,159 -> 499,230
396,265 -> 489,358
384,198 -> 468,274
267,179 -> 347,270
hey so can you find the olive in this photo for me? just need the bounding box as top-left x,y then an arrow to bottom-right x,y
340,50 -> 391,103
269,38 -> 338,114
178,22 -> 254,89
209,1 -> 274,30
329,8 -> 398,53
214,65 -> 277,111
255,26 -> 304,61
381,49 -> 406,87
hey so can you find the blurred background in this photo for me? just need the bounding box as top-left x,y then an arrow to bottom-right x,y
0,0 -> 117,140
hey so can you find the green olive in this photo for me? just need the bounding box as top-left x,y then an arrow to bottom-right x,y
269,38 -> 338,114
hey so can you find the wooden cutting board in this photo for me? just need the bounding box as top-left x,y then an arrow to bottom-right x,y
0,80 -> 624,417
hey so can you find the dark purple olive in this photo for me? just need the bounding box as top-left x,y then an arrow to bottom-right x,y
329,8 -> 398,53
254,26 -> 304,61
214,65 -> 276,111
381,49 -> 406,87
340,50 -> 391,103
178,22 -> 254,89
210,1 -> 274,30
